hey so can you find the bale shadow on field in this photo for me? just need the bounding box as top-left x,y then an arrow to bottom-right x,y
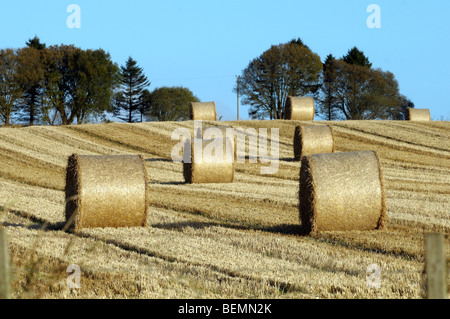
0,221 -> 60,231
278,157 -> 298,162
4,219 -> 152,234
2,208 -> 68,232
259,224 -> 309,236
238,155 -> 259,161
48,221 -> 71,231
152,219 -> 309,237
1,222 -> 36,229
145,158 -> 173,163
151,181 -> 185,185
236,156 -> 297,164
152,220 -> 220,231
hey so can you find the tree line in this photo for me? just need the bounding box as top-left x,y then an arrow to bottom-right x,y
0,36 -> 199,126
236,38 -> 414,120
1,36 -> 414,125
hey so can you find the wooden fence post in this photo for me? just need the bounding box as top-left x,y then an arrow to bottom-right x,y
425,233 -> 447,299
0,227 -> 11,299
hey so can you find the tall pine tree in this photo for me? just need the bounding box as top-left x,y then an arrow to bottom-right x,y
114,57 -> 150,123
342,47 -> 372,68
16,36 -> 46,125
319,54 -> 339,120
26,35 -> 46,50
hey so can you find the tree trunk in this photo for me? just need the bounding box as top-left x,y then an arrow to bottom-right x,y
328,100 -> 331,121
29,87 -> 37,125
30,108 -> 35,125
60,110 -> 69,125
129,102 -> 132,123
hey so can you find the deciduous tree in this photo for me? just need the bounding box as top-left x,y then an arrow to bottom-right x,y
333,59 -> 403,119
71,48 -> 120,124
0,49 -> 23,126
145,86 -> 200,121
235,40 -> 322,120
40,45 -> 119,125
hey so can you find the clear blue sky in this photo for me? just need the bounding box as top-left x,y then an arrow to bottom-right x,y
1,0 -> 449,120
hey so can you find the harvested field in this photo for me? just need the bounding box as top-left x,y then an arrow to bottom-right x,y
0,120 -> 449,299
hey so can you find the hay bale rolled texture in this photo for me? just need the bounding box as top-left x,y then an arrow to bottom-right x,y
183,137 -> 235,184
293,125 -> 335,161
190,102 -> 217,121
65,154 -> 149,230
196,124 -> 237,160
406,108 -> 431,121
284,96 -> 315,121
299,151 -> 386,233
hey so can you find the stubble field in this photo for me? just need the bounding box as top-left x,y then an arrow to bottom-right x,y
0,120 -> 449,299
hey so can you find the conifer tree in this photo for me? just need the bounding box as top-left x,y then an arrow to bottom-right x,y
114,57 -> 150,123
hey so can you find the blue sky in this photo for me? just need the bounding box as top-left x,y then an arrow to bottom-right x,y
1,0 -> 449,120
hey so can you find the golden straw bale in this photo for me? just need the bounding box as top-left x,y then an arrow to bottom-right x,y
293,125 -> 335,161
190,102 -> 217,121
284,96 -> 315,121
299,151 -> 386,233
406,108 -> 431,121
183,137 -> 235,184
196,124 -> 237,160
65,154 -> 149,231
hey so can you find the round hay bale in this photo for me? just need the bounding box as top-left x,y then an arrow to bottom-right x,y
183,137 -> 235,184
65,154 -> 149,231
284,96 -> 315,121
299,151 -> 386,233
195,124 -> 237,160
190,102 -> 217,121
293,125 -> 335,161
406,108 -> 431,121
